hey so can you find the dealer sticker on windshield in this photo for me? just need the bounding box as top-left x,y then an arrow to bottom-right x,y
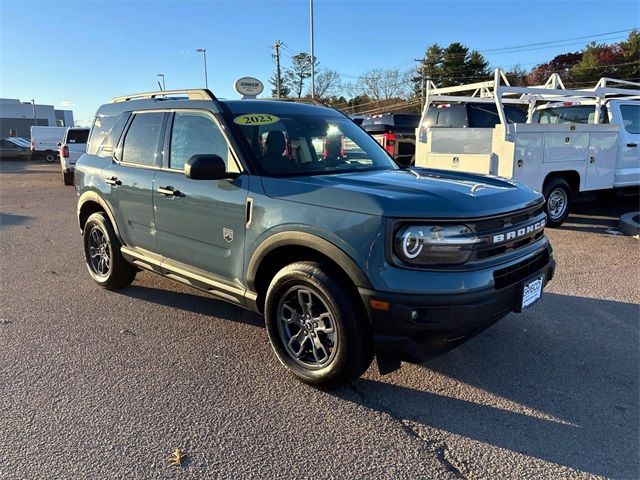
234,113 -> 280,126
521,275 -> 544,310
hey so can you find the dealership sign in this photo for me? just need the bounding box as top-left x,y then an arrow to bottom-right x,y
234,77 -> 264,99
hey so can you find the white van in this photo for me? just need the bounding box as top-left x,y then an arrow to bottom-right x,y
59,127 -> 90,185
30,126 -> 67,162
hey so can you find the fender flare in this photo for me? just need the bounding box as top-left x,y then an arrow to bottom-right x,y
77,190 -> 123,241
246,231 -> 372,292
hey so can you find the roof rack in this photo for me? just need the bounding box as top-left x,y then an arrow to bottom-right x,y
419,68 -> 640,140
111,89 -> 216,103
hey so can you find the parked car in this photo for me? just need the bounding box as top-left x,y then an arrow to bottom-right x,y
0,137 -> 31,160
415,71 -> 640,226
362,113 -> 420,166
75,89 -> 555,387
59,127 -> 90,185
30,126 -> 67,162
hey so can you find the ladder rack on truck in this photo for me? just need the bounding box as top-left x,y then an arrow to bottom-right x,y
414,69 -> 640,226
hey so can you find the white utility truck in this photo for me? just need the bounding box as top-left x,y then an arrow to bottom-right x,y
414,70 -> 640,226
30,126 -> 68,163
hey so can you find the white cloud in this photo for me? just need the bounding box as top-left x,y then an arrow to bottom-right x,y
59,100 -> 74,107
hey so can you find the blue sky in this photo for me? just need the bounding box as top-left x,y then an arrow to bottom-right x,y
1,0 -> 638,125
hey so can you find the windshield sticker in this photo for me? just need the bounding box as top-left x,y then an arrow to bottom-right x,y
234,113 -> 280,126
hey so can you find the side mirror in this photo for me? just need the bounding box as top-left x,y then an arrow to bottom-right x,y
185,154 -> 228,180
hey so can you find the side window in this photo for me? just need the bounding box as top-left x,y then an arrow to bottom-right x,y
170,112 -> 238,172
620,105 -> 640,134
121,112 -> 164,166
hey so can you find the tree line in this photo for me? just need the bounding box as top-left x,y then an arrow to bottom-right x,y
270,30 -> 639,114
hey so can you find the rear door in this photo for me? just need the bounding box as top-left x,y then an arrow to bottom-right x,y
102,111 -> 165,252
153,110 -> 248,290
65,129 -> 90,164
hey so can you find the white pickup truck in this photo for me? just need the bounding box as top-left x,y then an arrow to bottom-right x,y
415,71 -> 640,226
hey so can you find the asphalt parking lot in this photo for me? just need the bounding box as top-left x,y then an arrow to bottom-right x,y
1,160 -> 638,480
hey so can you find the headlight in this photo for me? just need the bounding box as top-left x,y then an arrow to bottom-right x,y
394,225 -> 480,265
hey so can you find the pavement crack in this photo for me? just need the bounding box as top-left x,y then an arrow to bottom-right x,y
349,382 -> 468,479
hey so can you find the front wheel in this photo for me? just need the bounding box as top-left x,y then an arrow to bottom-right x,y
264,261 -> 373,387
543,178 -> 572,227
82,212 -> 136,290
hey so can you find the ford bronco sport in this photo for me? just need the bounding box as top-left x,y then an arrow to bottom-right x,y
75,89 -> 555,387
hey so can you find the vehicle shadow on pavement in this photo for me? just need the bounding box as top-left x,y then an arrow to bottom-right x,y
338,293 -> 640,479
0,212 -> 31,228
116,284 -> 264,329
560,193 -> 639,234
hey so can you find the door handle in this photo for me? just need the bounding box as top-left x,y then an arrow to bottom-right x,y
105,176 -> 121,186
627,143 -> 638,148
157,186 -> 181,196
589,156 -> 596,164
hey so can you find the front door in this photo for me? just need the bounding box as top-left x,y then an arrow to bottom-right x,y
153,111 -> 248,290
102,111 -> 165,252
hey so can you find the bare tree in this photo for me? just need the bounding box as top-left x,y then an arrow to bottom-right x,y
355,69 -> 410,100
284,52 -> 318,98
309,69 -> 341,98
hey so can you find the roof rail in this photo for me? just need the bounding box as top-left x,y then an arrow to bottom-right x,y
111,89 -> 216,103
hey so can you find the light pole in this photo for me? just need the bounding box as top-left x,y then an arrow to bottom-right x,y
196,48 -> 208,90
31,99 -> 37,126
157,74 -> 166,91
309,0 -> 315,98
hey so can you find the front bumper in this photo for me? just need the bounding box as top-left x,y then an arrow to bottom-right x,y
360,246 -> 555,362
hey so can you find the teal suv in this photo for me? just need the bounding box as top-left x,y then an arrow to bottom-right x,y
75,89 -> 555,386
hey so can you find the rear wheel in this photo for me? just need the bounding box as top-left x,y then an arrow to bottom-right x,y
543,177 -> 572,227
44,152 -> 56,163
264,261 -> 373,387
82,212 -> 136,290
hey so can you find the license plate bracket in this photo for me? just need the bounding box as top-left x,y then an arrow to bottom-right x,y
516,275 -> 544,312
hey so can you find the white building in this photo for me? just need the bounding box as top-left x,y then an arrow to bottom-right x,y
0,98 -> 75,138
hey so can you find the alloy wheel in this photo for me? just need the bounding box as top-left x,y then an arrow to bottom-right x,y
276,286 -> 338,369
87,227 -> 110,276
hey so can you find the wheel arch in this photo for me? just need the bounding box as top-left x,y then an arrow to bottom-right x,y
543,170 -> 580,193
77,191 -> 122,241
246,232 -> 372,313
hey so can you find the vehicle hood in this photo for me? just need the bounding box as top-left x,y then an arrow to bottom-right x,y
261,168 -> 543,218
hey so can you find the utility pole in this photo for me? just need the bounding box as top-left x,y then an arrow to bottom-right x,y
31,99 -> 37,126
272,40 -> 283,98
415,58 -> 426,109
196,48 -> 208,89
309,0 -> 315,98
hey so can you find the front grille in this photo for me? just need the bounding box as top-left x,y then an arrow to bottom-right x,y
472,204 -> 546,260
493,250 -> 549,290
474,205 -> 544,234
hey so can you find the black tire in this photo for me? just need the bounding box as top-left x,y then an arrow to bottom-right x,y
264,261 -> 373,387
543,177 -> 572,227
82,212 -> 136,290
44,152 -> 56,163
62,170 -> 74,186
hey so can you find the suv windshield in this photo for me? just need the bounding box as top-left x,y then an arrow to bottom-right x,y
230,110 -> 398,176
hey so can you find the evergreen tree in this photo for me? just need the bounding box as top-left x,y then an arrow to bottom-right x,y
620,29 -> 640,80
